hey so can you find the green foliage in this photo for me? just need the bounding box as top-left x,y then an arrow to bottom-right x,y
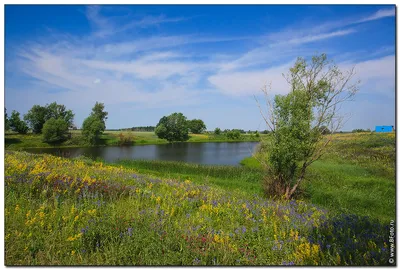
90,102 -> 108,131
267,90 -> 320,195
352,128 -> 371,133
9,110 -> 29,134
155,113 -> 189,142
24,105 -> 48,134
82,115 -> 104,145
260,53 -> 358,199
5,108 -> 10,131
214,127 -> 221,135
45,102 -> 74,128
226,130 -> 241,140
24,103 -> 74,134
188,119 -> 206,134
42,118 -> 69,144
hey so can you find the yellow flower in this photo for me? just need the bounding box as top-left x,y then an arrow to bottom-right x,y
71,250 -> 76,256
88,209 -> 96,215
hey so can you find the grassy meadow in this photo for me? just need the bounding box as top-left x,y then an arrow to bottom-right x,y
5,130 -> 262,150
5,132 -> 395,265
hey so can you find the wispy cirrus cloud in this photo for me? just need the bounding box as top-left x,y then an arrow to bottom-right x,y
356,7 -> 395,23
85,5 -> 188,38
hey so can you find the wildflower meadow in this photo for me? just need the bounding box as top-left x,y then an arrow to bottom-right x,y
4,150 -> 391,265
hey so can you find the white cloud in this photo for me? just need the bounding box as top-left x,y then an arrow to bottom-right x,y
275,29 -> 355,46
356,8 -> 395,23
85,5 -> 187,38
210,55 -> 395,99
209,62 -> 293,97
341,55 -> 395,96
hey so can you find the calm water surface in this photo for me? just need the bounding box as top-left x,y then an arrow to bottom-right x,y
25,142 -> 259,166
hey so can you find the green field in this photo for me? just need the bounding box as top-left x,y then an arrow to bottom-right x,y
4,132 -> 395,265
5,130 -> 263,149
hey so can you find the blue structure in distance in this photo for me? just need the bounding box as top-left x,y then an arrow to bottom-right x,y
375,126 -> 394,132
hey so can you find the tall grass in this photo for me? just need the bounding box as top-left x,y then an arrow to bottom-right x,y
114,159 -> 263,195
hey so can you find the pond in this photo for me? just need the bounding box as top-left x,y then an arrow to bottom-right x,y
24,142 -> 259,166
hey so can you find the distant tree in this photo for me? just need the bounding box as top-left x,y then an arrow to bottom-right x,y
42,118 -> 69,144
262,130 -> 270,134
255,131 -> 260,138
46,102 -> 74,128
24,105 -> 48,134
24,102 -> 74,133
155,113 -> 189,142
5,108 -> 10,131
352,128 -> 368,133
214,127 -> 221,135
188,119 -> 206,134
82,115 -> 104,145
131,126 -> 156,132
90,102 -> 108,131
9,110 -> 29,134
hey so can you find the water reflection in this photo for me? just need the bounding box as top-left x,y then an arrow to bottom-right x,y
25,142 -> 259,166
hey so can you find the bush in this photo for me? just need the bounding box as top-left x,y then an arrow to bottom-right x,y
117,132 -> 134,145
226,130 -> 241,140
42,118 -> 69,144
214,128 -> 221,135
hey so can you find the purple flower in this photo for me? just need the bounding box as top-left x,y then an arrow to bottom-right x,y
193,258 -> 201,265
282,261 -> 295,265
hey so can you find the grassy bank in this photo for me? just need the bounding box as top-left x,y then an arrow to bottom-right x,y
5,130 -> 263,150
113,159 -> 264,196
241,132 -> 395,223
110,132 -> 395,224
5,151 -> 390,265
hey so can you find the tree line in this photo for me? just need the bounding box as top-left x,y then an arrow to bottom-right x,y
5,102 -> 108,145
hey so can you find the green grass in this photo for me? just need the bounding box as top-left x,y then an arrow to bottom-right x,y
236,132 -> 395,223
112,159 -> 264,195
5,151 -> 390,265
5,130 -> 263,150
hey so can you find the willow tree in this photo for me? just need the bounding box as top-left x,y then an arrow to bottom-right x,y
256,53 -> 359,200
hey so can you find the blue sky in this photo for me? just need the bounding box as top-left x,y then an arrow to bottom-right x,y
5,5 -> 395,131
